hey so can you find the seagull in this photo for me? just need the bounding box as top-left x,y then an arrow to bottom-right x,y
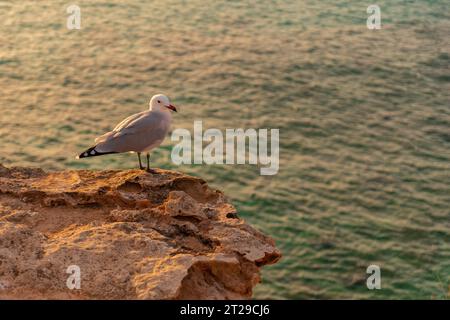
77,94 -> 177,173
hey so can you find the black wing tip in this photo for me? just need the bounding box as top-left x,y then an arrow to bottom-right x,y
77,146 -> 98,159
77,146 -> 118,159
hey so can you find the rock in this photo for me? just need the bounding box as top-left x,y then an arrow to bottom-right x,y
0,164 -> 281,299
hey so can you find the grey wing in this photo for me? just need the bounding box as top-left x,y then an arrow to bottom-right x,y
94,111 -> 146,144
95,112 -> 168,153
113,111 -> 147,131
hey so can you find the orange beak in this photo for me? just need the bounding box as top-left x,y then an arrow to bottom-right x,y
165,104 -> 177,112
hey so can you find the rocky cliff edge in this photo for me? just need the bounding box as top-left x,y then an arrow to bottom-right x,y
0,164 -> 281,299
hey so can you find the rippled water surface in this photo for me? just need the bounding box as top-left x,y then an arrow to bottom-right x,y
0,1 -> 449,299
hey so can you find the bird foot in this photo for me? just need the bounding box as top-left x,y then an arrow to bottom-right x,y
146,168 -> 157,174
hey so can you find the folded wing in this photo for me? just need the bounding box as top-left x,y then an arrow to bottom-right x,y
94,111 -> 168,153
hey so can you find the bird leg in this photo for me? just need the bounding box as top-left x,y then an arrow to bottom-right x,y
137,152 -> 144,170
146,153 -> 156,174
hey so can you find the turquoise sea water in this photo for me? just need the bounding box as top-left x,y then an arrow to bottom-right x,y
0,1 -> 449,299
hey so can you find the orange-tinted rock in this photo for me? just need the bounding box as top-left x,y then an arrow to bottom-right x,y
0,164 -> 281,299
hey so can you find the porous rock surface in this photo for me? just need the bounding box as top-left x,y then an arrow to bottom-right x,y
0,164 -> 280,299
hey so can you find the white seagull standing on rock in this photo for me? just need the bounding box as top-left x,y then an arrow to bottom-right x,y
77,94 -> 177,173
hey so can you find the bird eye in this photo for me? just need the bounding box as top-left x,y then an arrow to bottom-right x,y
157,100 -> 161,103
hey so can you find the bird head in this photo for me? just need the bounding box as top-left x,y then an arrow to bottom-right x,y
149,94 -> 177,113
